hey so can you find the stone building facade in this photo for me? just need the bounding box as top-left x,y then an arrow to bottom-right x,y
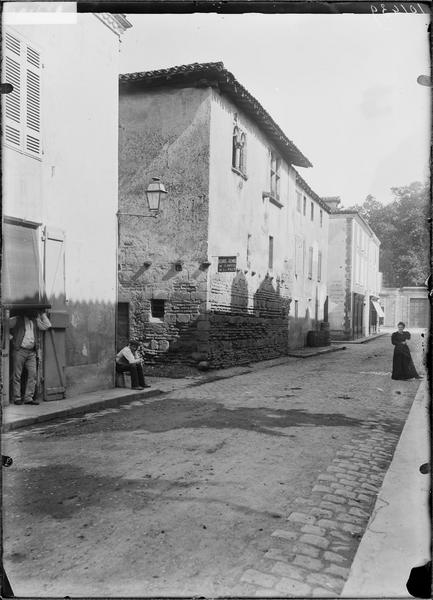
324,198 -> 382,340
380,286 -> 429,328
1,8 -> 131,402
118,62 -> 330,371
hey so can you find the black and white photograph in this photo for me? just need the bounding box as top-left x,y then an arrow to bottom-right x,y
1,1 -> 431,597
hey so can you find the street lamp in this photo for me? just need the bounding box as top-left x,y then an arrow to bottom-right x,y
145,177 -> 167,213
118,177 -> 167,218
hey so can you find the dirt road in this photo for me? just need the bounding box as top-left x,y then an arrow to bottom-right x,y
2,332 -> 425,596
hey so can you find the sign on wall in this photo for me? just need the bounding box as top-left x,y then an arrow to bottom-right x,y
218,256 -> 237,272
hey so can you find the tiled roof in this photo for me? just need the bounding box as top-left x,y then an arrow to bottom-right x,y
293,169 -> 331,213
119,62 -> 312,169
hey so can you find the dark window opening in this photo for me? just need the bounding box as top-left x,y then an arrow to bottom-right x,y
151,299 -> 165,319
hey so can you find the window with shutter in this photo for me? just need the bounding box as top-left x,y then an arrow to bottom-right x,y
268,236 -> 274,270
308,247 -> 313,279
232,125 -> 247,176
4,32 -> 22,150
302,239 -> 306,275
2,30 -> 42,158
270,151 -> 281,199
295,236 -> 303,276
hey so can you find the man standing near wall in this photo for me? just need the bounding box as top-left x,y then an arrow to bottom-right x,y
9,311 -> 51,405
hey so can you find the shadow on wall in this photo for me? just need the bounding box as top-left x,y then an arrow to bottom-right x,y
228,270 -> 292,318
212,273 -> 290,368
132,271 -> 292,375
288,307 -> 313,350
230,270 -> 249,313
65,299 -> 116,396
66,299 -> 115,366
253,274 -> 291,318
3,296 -> 116,368
4,297 -> 116,399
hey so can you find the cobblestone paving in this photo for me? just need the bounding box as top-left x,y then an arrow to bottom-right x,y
3,333 -> 425,597
239,423 -> 400,596
7,383 -> 411,597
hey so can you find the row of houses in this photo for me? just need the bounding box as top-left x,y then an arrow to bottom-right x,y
2,10 -> 384,404
117,62 -> 382,371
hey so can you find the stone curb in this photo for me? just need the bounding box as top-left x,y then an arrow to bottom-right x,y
331,333 -> 387,345
0,358 -> 298,432
341,381 -> 429,596
287,346 -> 346,358
236,410 -> 406,596
2,344 -> 350,432
2,389 -> 163,433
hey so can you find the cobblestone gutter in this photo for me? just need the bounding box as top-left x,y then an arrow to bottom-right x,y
239,419 -> 400,596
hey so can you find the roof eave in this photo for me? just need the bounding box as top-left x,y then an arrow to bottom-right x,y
120,62 -> 312,169
294,169 -> 330,212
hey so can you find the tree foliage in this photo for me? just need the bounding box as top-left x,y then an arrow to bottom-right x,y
347,182 -> 430,287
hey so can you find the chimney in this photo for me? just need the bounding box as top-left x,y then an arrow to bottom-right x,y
322,196 -> 341,213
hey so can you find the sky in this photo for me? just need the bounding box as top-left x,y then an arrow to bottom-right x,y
119,13 -> 430,207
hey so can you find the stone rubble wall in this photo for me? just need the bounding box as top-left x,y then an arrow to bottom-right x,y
208,312 -> 289,369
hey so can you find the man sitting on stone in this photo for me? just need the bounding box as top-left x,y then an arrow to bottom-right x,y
116,339 -> 150,390
9,309 -> 52,405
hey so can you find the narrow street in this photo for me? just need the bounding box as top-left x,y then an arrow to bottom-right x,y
2,333 -> 426,597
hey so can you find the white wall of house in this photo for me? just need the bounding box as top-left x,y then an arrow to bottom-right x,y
2,14 -> 119,304
290,178 -> 329,326
327,212 -> 381,338
327,217 -> 348,334
207,90 -> 329,346
351,216 -> 381,335
208,91 -> 291,298
2,10 -> 127,395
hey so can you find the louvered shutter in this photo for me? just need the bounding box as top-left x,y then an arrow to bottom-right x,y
24,43 -> 42,157
3,31 -> 23,151
2,30 -> 42,158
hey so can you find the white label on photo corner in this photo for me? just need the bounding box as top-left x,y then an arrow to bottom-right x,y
3,2 -> 77,25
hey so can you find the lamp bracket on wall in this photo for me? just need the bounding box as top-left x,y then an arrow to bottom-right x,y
117,211 -> 157,219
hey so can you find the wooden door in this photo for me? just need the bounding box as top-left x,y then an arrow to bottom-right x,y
43,228 -> 67,400
1,310 -> 10,405
116,302 -> 130,352
352,293 -> 364,339
369,299 -> 377,334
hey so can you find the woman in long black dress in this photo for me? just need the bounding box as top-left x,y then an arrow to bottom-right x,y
391,322 -> 421,380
